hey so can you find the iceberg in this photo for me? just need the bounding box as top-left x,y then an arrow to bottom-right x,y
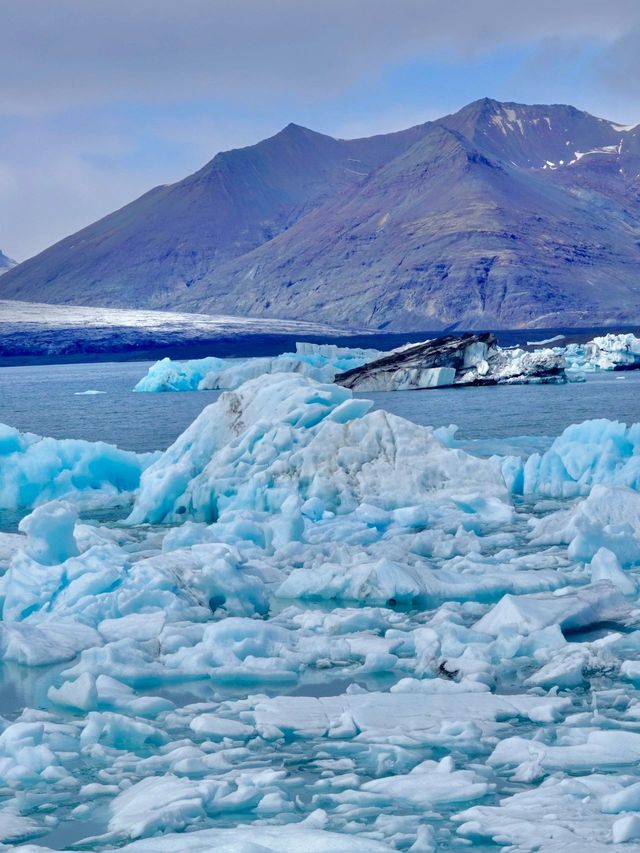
337,333 -> 567,391
0,422 -> 152,511
134,342 -> 380,392
564,332 -> 640,373
135,334 -> 569,394
514,418 -> 640,497
129,373 -> 509,527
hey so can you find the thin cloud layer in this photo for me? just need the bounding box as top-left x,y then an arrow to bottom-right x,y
1,0 -> 639,113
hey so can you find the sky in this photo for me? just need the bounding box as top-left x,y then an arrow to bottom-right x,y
2,0 -> 640,261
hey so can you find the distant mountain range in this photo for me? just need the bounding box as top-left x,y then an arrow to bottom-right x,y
2,98 -> 640,330
0,251 -> 16,275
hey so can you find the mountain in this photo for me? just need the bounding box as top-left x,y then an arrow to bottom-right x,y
0,122 -> 427,310
0,250 -> 16,275
2,98 -> 640,330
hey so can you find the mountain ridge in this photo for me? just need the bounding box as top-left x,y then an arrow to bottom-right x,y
2,98 -> 640,330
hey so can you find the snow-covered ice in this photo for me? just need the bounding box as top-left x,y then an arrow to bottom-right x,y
3,372 -> 640,851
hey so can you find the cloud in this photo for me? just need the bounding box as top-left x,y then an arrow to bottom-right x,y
2,0 -> 640,260
1,0 -> 639,115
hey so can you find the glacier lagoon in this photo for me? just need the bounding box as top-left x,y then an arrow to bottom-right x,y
2,360 -> 640,451
2,361 -> 640,850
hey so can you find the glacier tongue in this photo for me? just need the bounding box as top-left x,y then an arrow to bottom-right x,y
2,372 -> 640,851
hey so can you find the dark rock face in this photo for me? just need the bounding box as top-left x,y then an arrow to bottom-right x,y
335,333 -> 566,391
2,98 -> 640,330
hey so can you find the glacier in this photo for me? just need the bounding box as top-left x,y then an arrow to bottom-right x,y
2,373 -> 640,851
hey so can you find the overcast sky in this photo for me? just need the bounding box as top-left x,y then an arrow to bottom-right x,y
2,0 -> 640,260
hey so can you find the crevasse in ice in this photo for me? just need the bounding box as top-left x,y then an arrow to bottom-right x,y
2,373 -> 640,851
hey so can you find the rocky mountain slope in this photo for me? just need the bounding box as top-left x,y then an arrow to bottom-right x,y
2,99 -> 640,330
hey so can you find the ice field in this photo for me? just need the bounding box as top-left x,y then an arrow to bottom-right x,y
2,362 -> 640,850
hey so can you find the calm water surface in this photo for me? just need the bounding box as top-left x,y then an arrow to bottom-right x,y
0,360 -> 639,452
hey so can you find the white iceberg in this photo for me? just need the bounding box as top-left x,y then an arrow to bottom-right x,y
564,332 -> 640,373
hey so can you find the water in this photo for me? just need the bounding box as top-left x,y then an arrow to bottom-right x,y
1,361 -> 639,453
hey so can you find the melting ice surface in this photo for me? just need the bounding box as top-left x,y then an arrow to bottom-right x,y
2,368 -> 640,850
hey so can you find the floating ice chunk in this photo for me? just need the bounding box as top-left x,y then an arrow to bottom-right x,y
137,544 -> 269,617
591,547 -> 637,594
0,620 -> 101,665
74,389 -> 106,395
249,689 -> 570,741
189,714 -> 254,740
129,374 -> 509,532
0,421 -> 149,510
92,675 -> 173,717
133,355 -> 224,392
134,343 -> 380,393
0,717 -> 76,788
276,550 -> 559,607
520,419 -> 640,497
108,774 -> 208,838
0,805 -> 44,843
601,780 -> 640,813
474,582 -> 628,637
18,500 -> 79,566
613,814 -> 640,844
62,824 -> 396,851
524,647 -> 589,689
455,774 -> 623,851
564,333 -> 640,373
489,730 -> 640,771
529,485 -> 640,565
48,672 -> 97,712
359,758 -> 492,808
106,769 -> 300,841
81,710 -> 166,751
